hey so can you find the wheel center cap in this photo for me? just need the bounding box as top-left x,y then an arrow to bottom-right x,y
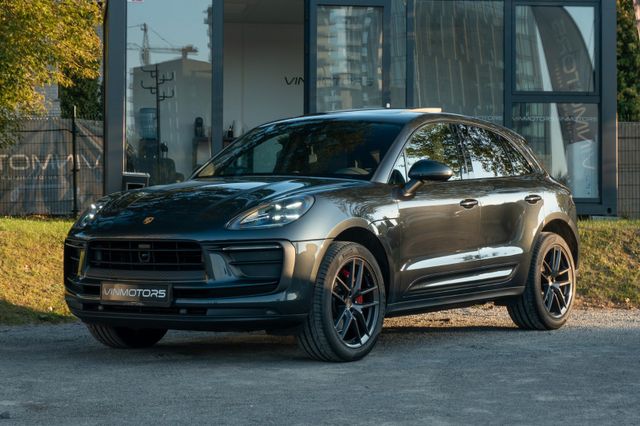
346,300 -> 353,309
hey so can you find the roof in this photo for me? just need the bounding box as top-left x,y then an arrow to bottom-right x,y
268,109 -> 431,126
265,108 -> 503,127
259,109 -> 527,145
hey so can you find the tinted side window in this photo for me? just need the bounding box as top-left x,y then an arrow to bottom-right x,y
456,124 -> 516,179
403,123 -> 463,181
496,134 -> 534,176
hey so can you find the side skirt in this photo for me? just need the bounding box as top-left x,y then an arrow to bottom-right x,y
385,286 -> 525,318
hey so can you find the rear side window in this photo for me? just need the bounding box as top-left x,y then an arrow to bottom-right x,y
497,134 -> 534,176
456,124 -> 529,179
397,123 -> 464,181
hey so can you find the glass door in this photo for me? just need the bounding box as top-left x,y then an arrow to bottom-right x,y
307,0 -> 391,113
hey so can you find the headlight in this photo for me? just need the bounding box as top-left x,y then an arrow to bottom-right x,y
227,195 -> 314,230
72,201 -> 106,229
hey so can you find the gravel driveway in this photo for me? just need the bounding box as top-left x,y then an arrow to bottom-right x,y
1,306 -> 639,425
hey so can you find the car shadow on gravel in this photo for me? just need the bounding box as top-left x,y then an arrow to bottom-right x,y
71,325 -> 519,364
382,325 -> 516,334
74,331 -> 311,363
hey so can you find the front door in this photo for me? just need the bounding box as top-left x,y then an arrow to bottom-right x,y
307,0 -> 391,113
390,122 -> 484,304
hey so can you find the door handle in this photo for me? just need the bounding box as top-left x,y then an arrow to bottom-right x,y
460,199 -> 478,209
525,194 -> 542,204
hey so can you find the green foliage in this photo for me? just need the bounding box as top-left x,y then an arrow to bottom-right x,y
617,0 -> 640,121
0,110 -> 21,149
0,0 -> 102,146
405,123 -> 463,178
60,76 -> 104,120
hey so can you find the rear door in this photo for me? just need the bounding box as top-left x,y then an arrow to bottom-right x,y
454,123 -> 544,278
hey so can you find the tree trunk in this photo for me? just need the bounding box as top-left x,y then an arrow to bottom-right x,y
634,0 -> 640,40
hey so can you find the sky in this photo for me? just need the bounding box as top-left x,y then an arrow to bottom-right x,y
126,0 -> 212,68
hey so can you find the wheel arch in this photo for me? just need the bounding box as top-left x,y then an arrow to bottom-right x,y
333,226 -> 393,301
539,217 -> 580,268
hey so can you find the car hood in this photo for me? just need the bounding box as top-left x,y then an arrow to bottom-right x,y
87,176 -> 366,236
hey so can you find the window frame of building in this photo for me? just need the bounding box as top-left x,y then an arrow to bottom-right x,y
409,0 -> 506,124
305,0 -> 394,114
512,2 -> 600,96
502,0 -> 616,215
102,0 -> 616,215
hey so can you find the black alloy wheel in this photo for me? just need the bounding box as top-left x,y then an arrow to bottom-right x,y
331,256 -> 381,348
297,242 -> 386,362
507,232 -> 576,330
540,244 -> 574,318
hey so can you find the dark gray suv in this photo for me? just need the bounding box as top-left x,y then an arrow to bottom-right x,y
64,110 -> 578,361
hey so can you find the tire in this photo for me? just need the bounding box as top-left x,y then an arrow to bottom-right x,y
86,324 -> 167,349
297,241 -> 386,362
507,232 -> 577,330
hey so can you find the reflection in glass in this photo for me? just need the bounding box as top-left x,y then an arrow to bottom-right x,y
196,120 -> 403,180
512,103 -> 599,198
316,6 -> 383,111
515,6 -> 595,92
126,0 -> 212,185
403,123 -> 462,180
390,0 -> 407,108
413,1 -> 504,123
456,125 -> 528,179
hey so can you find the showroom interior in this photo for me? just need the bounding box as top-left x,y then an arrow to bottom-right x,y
103,0 -> 616,215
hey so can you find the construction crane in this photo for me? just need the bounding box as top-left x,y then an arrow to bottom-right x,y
126,23 -> 198,66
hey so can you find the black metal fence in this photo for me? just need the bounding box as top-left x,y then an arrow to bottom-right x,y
0,117 -> 103,216
618,122 -> 640,219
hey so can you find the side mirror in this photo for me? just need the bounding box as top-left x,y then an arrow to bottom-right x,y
408,159 -> 453,182
400,159 -> 453,197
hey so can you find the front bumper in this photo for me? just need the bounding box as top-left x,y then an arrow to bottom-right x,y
64,238 -> 330,331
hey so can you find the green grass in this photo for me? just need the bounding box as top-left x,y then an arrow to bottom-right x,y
0,217 -> 638,325
578,219 -> 640,308
0,217 -> 74,325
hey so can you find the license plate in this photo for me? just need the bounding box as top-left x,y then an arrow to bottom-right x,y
101,283 -> 171,307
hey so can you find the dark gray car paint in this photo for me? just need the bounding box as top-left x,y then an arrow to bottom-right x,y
64,110 -> 579,330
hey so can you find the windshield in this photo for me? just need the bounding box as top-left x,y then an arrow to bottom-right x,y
195,119 -> 403,180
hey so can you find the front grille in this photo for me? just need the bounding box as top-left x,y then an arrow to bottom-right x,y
87,240 -> 204,272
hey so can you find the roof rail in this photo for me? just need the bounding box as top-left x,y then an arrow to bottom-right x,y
411,108 -> 443,113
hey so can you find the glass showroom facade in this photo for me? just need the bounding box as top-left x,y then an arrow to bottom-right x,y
103,0 -> 616,215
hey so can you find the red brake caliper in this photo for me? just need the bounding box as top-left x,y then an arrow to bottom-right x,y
340,268 -> 350,281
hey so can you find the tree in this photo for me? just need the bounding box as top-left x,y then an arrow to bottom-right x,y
60,76 -> 103,120
0,0 -> 102,146
618,0 -> 640,121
